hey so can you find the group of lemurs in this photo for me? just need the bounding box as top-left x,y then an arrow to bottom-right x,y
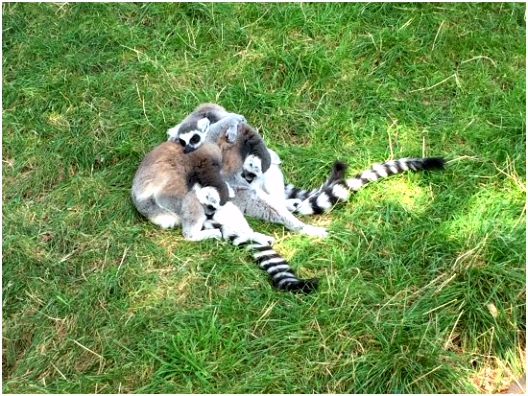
131,103 -> 445,293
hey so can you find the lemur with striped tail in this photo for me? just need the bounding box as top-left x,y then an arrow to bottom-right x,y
131,139 -> 239,241
132,125 -> 318,292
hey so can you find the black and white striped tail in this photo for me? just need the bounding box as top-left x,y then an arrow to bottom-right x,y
245,243 -> 319,293
291,157 -> 445,215
284,161 -> 348,201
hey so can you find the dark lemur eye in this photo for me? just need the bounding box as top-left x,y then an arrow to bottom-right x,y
178,138 -> 186,147
190,135 -> 200,144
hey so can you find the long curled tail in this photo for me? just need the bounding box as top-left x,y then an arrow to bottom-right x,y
244,243 -> 319,293
291,157 -> 445,215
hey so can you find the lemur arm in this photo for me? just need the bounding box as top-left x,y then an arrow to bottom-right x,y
206,113 -> 246,143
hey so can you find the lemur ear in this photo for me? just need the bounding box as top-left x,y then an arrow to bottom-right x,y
267,149 -> 281,165
167,123 -> 182,141
196,117 -> 210,131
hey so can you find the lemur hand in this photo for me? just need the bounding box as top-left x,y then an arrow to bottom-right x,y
224,113 -> 246,142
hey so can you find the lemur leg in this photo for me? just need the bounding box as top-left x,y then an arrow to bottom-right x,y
231,187 -> 328,238
140,201 -> 181,230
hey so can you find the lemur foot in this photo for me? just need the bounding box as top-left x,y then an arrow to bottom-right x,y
186,228 -> 223,241
300,225 -> 328,238
232,232 -> 275,246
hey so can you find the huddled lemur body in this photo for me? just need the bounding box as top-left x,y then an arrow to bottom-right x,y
132,127 -> 319,293
132,102 -> 446,293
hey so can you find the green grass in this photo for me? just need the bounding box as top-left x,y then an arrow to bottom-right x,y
2,2 -> 525,393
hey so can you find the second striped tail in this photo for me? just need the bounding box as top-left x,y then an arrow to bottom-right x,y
245,243 -> 319,293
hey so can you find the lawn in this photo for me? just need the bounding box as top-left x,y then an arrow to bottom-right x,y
2,2 -> 526,393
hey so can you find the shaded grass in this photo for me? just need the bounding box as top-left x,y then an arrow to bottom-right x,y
2,2 -> 526,394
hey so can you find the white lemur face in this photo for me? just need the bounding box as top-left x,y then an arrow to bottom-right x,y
194,185 -> 222,218
241,154 -> 263,183
168,117 -> 210,154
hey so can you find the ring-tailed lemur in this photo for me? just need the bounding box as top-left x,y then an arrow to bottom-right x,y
131,140 -> 232,241
284,157 -> 446,215
204,201 -> 319,293
216,122 -> 328,237
167,103 -> 246,153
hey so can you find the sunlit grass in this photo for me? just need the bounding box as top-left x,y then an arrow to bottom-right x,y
3,2 -> 525,394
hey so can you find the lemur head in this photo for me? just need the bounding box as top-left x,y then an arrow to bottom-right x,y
188,150 -> 231,219
241,155 -> 263,183
167,117 -> 210,154
194,185 -> 224,219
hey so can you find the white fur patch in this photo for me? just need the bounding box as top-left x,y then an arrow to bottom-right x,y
265,264 -> 291,273
300,225 -> 328,238
150,213 -> 180,229
286,198 -> 302,212
332,184 -> 350,200
316,193 -> 331,209
361,170 -> 378,181
259,258 -> 286,267
371,163 -> 388,178
296,201 -> 315,215
179,129 -> 206,148
166,123 -> 181,141
388,165 -> 398,174
275,274 -> 297,285
267,149 -> 282,165
253,249 -> 276,259
195,186 -> 220,208
260,164 -> 285,201
346,178 -> 364,191
397,160 -> 408,171
244,155 -> 263,177
196,117 -> 210,131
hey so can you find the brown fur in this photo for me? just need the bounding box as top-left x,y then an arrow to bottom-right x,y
217,122 -> 271,178
133,141 -> 229,205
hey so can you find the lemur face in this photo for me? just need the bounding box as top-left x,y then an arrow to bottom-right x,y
241,154 -> 263,183
195,185 -> 222,218
178,132 -> 204,154
168,117 -> 210,154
